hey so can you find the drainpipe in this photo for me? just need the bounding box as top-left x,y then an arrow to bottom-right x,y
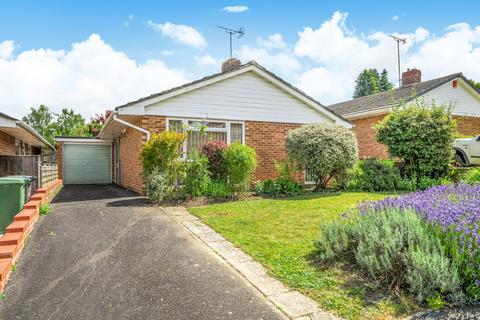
112,115 -> 151,141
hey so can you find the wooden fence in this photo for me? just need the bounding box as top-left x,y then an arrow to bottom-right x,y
0,155 -> 58,191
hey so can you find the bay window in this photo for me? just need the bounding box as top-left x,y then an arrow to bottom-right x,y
167,118 -> 244,158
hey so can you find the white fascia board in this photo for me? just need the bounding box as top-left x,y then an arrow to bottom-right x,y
55,138 -> 112,144
0,117 -> 16,128
343,106 -> 393,120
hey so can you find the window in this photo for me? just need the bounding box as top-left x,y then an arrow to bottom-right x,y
167,118 -> 244,158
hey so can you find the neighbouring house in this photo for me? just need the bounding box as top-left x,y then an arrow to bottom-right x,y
0,112 -> 54,156
55,59 -> 351,194
329,69 -> 480,159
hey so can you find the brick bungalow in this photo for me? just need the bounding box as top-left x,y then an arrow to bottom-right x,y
56,59 -> 351,194
329,69 -> 480,159
0,112 -> 54,156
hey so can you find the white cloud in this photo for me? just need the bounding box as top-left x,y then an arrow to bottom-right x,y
0,34 -> 188,119
238,45 -> 301,76
222,5 -> 248,13
147,21 -> 207,48
124,14 -> 134,27
0,40 -> 14,60
257,34 -> 287,50
392,15 -> 399,21
195,54 -> 217,66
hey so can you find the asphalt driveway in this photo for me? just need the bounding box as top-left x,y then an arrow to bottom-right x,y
0,185 -> 284,320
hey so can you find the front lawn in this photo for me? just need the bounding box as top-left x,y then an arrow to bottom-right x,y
189,192 -> 416,320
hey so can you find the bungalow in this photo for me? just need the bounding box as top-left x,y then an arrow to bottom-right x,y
55,59 -> 351,194
329,69 -> 480,159
0,112 -> 54,156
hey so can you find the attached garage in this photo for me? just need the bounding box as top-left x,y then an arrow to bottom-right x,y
58,138 -> 112,185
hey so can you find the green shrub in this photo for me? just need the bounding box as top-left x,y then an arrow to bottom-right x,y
39,204 -> 51,215
285,123 -> 358,191
140,131 -> 185,176
203,180 -> 231,198
255,178 -> 303,197
183,152 -> 210,197
463,168 -> 480,184
141,131 -> 186,203
255,159 -> 303,197
146,167 -> 177,204
316,209 -> 463,304
376,100 -> 457,179
358,158 -> 400,191
417,176 -> 443,190
223,143 -> 257,193
201,140 -> 227,180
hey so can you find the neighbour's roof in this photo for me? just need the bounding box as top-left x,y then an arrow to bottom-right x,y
329,73 -> 473,116
114,60 -> 350,124
0,112 -> 54,150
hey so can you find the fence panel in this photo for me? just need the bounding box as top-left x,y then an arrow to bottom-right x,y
0,155 -> 41,192
41,164 -> 58,186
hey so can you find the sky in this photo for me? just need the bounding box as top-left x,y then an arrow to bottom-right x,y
0,0 -> 479,120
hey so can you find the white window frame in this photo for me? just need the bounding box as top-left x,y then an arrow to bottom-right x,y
166,117 -> 245,159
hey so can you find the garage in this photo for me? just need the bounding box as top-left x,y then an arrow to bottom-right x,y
59,139 -> 112,185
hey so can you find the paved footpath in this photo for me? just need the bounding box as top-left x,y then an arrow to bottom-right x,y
0,185 -> 285,320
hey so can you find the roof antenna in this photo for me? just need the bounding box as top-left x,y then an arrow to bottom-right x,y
218,26 -> 245,59
388,35 -> 406,87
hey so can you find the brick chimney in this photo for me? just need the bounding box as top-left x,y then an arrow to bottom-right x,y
221,58 -> 241,73
402,68 -> 422,87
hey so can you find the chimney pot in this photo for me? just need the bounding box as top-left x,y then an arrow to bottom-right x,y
402,68 -> 422,87
221,58 -> 241,73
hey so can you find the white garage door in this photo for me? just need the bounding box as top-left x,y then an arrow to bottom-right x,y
63,144 -> 112,184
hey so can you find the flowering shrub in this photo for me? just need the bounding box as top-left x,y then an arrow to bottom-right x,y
355,183 -> 480,302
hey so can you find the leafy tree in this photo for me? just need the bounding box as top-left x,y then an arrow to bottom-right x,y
53,108 -> 89,137
285,123 -> 358,191
468,79 -> 480,92
353,68 -> 394,98
375,100 -> 457,179
22,105 -> 55,144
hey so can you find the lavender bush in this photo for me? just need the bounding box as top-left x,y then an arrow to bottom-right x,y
355,183 -> 480,302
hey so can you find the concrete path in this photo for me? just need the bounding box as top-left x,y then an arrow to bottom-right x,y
0,185 -> 284,320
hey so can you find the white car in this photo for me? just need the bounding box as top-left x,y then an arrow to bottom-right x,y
454,136 -> 480,166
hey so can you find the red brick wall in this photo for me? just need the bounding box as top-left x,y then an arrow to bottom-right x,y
455,116 -> 480,136
0,130 -> 16,155
351,115 -> 389,159
118,116 -> 166,195
245,121 -> 304,182
56,142 -> 63,179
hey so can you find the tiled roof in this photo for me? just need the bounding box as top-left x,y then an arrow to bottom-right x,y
329,73 -> 467,116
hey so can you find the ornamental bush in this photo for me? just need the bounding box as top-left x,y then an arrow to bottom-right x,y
201,140 -> 227,180
285,123 -> 358,191
141,131 -> 186,203
140,131 -> 185,176
376,100 -> 457,179
183,152 -> 210,197
223,143 -> 257,193
316,208 -> 464,305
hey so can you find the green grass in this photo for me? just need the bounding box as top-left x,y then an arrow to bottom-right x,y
189,192 -> 417,320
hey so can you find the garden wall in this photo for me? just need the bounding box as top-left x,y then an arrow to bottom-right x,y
0,179 -> 63,291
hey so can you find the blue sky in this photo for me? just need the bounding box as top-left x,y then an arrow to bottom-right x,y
0,1 -> 479,118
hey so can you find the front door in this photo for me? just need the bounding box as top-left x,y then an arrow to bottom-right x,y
114,139 -> 121,184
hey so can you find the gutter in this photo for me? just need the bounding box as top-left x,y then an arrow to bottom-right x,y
99,112 -> 151,140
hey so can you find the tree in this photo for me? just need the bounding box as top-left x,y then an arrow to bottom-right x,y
380,69 -> 394,92
353,68 -> 394,98
468,79 -> 480,92
22,105 -> 55,144
376,100 -> 457,179
285,123 -> 358,191
53,108 -> 88,137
